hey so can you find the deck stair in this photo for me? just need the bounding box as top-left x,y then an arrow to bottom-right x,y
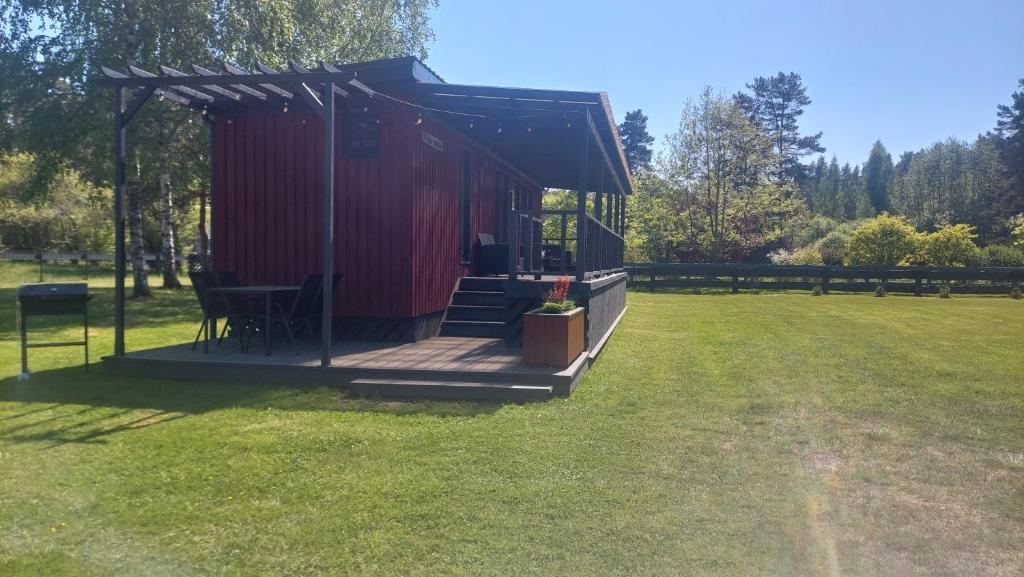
439,277 -> 510,338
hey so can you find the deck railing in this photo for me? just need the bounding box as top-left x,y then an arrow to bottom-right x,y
506,210 -> 624,281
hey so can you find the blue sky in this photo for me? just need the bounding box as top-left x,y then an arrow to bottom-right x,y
425,0 -> 1024,165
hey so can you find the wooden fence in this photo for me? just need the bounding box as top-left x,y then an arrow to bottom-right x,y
1,250 -> 186,281
624,263 -> 1024,296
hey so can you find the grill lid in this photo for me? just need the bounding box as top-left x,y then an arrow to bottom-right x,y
18,283 -> 89,298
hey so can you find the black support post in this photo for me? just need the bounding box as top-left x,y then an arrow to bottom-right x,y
113,87 -> 127,356
321,82 -> 335,367
576,110 -> 590,282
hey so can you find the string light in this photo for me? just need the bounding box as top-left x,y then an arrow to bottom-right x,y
201,106 -> 208,116
469,120 -> 474,128
282,101 -> 289,113
497,124 -> 502,133
416,114 -> 423,125
158,93 -> 165,102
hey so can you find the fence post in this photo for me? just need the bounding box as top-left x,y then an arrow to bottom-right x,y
822,267 -> 830,294
36,252 -> 43,282
731,265 -> 739,293
914,269 -> 922,296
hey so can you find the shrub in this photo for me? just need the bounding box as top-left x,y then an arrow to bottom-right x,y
816,231 -> 848,265
784,214 -> 837,248
938,285 -> 951,299
1011,285 -> 1022,299
845,213 -> 920,266
919,224 -> 981,267
790,246 -> 823,265
980,244 -> 1024,267
874,284 -> 886,297
812,285 -> 823,296
539,276 -> 576,313
768,245 -> 822,265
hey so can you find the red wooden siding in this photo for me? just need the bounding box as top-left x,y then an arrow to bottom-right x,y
212,103 -> 540,321
213,109 -> 412,318
405,109 -> 541,317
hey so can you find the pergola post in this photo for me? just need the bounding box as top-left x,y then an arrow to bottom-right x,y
113,87 -> 127,356
321,82 -> 336,367
575,110 -> 590,282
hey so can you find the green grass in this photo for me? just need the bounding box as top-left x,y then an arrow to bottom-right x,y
1,262 -> 1022,576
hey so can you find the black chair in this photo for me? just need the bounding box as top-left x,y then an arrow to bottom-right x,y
542,244 -> 574,272
189,271 -> 247,351
478,233 -> 509,276
246,274 -> 323,355
211,270 -> 252,347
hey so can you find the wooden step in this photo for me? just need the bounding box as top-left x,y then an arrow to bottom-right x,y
450,290 -> 505,307
457,277 -> 506,292
439,320 -> 505,338
349,378 -> 553,401
445,304 -> 508,322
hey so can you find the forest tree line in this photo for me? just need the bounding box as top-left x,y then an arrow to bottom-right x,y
612,76 -> 1024,266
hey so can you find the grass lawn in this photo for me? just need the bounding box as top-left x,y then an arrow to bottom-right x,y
1,262 -> 1022,576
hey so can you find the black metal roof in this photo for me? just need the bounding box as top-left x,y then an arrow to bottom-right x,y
98,56 -> 631,194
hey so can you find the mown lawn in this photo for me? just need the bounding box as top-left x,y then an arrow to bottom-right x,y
1,262 -> 1022,576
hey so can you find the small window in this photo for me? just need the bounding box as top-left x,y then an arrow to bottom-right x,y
460,151 -> 472,263
341,103 -> 380,158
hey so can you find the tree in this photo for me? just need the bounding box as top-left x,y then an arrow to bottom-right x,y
919,224 -> 980,267
623,171 -> 682,262
994,79 -> 1024,223
734,72 -> 824,184
863,140 -> 893,213
617,109 -> 654,173
1,0 -> 438,292
664,86 -> 796,262
845,213 -> 919,265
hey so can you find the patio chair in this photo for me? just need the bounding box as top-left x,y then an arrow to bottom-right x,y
212,270 -> 251,346
478,233 -> 509,276
246,273 -> 323,355
189,271 -> 248,352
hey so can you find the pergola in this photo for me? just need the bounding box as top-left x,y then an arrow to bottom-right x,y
98,57 -> 632,367
98,61 -> 374,367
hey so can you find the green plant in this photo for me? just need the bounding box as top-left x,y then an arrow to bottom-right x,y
874,284 -> 886,297
1011,285 -> 1022,299
939,285 -> 951,299
538,276 -> 576,314
845,213 -> 921,265
980,244 -> 1024,267
816,230 -> 848,265
812,285 -> 823,296
919,224 -> 981,267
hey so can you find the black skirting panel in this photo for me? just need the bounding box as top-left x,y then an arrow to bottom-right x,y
332,311 -> 445,342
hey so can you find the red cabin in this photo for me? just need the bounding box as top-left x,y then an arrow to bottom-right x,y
101,57 -> 629,397
206,57 -> 629,343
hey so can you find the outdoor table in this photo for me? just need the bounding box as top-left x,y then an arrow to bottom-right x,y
207,285 -> 299,356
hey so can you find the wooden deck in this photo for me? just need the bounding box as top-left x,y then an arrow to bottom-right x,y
103,337 -> 591,401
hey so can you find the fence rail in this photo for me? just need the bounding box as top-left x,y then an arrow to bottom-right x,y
624,263 -> 1024,295
0,250 -> 184,264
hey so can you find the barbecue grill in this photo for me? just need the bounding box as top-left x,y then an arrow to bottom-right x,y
17,283 -> 91,379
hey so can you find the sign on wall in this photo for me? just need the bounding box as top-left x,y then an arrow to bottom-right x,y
421,131 -> 444,152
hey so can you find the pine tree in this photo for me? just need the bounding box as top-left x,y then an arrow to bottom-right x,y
617,109 -> 655,173
734,72 -> 825,184
864,141 -> 894,213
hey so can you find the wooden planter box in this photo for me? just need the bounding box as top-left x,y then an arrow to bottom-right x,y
522,307 -> 585,368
